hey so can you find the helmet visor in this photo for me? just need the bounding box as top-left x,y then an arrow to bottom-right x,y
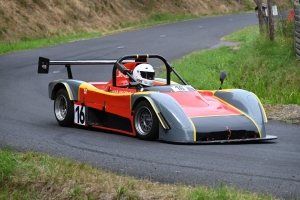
140,71 -> 155,80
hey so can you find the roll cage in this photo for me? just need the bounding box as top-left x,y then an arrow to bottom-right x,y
38,54 -> 188,87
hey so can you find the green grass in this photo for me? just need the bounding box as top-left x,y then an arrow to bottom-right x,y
166,22 -> 300,105
0,32 -> 102,54
0,149 -> 277,200
0,149 -> 17,183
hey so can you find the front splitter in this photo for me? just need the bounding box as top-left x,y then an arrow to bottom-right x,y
159,135 -> 277,144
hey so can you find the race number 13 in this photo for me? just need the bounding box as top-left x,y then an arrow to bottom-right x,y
74,105 -> 85,125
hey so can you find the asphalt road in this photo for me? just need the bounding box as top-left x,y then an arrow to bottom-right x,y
0,13 -> 299,199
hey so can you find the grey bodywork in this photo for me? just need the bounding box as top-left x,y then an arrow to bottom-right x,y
48,79 -> 276,143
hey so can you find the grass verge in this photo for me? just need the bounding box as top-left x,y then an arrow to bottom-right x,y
0,13 -> 197,55
166,21 -> 300,105
0,32 -> 102,55
0,149 -> 276,200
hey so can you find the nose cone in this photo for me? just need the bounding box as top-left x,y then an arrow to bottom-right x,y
190,115 -> 260,141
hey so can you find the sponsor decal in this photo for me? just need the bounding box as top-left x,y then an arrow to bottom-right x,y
111,90 -> 132,94
84,88 -> 88,94
171,85 -> 189,92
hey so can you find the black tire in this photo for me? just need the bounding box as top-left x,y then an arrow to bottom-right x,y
54,88 -> 74,126
134,101 -> 158,140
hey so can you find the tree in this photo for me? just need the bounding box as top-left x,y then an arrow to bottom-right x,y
267,0 -> 274,41
253,0 -> 274,41
253,0 -> 265,33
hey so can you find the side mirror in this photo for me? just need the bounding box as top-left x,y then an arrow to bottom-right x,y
219,71 -> 226,90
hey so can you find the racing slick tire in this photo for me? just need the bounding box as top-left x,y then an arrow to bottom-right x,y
54,88 -> 74,127
134,101 -> 158,140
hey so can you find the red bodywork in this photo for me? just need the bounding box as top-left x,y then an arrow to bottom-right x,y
74,64 -> 242,137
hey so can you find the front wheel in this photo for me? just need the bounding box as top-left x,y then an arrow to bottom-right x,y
134,101 -> 158,140
54,88 -> 74,126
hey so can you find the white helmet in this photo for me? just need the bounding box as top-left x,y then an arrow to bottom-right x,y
132,64 -> 155,86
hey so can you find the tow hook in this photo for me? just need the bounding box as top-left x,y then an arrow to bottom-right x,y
226,126 -> 231,139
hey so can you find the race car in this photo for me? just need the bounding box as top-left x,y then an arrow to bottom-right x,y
38,54 -> 277,143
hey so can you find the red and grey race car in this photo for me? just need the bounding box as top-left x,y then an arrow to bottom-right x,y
38,54 -> 277,143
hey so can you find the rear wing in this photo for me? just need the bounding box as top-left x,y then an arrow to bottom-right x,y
38,57 -> 136,79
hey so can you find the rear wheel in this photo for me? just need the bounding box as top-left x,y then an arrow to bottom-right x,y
54,88 -> 74,126
134,101 -> 158,140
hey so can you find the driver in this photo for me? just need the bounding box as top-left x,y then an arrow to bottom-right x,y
132,64 -> 155,86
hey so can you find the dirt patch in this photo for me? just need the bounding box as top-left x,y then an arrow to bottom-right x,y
0,0 -> 292,43
264,104 -> 300,124
0,0 -> 253,43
